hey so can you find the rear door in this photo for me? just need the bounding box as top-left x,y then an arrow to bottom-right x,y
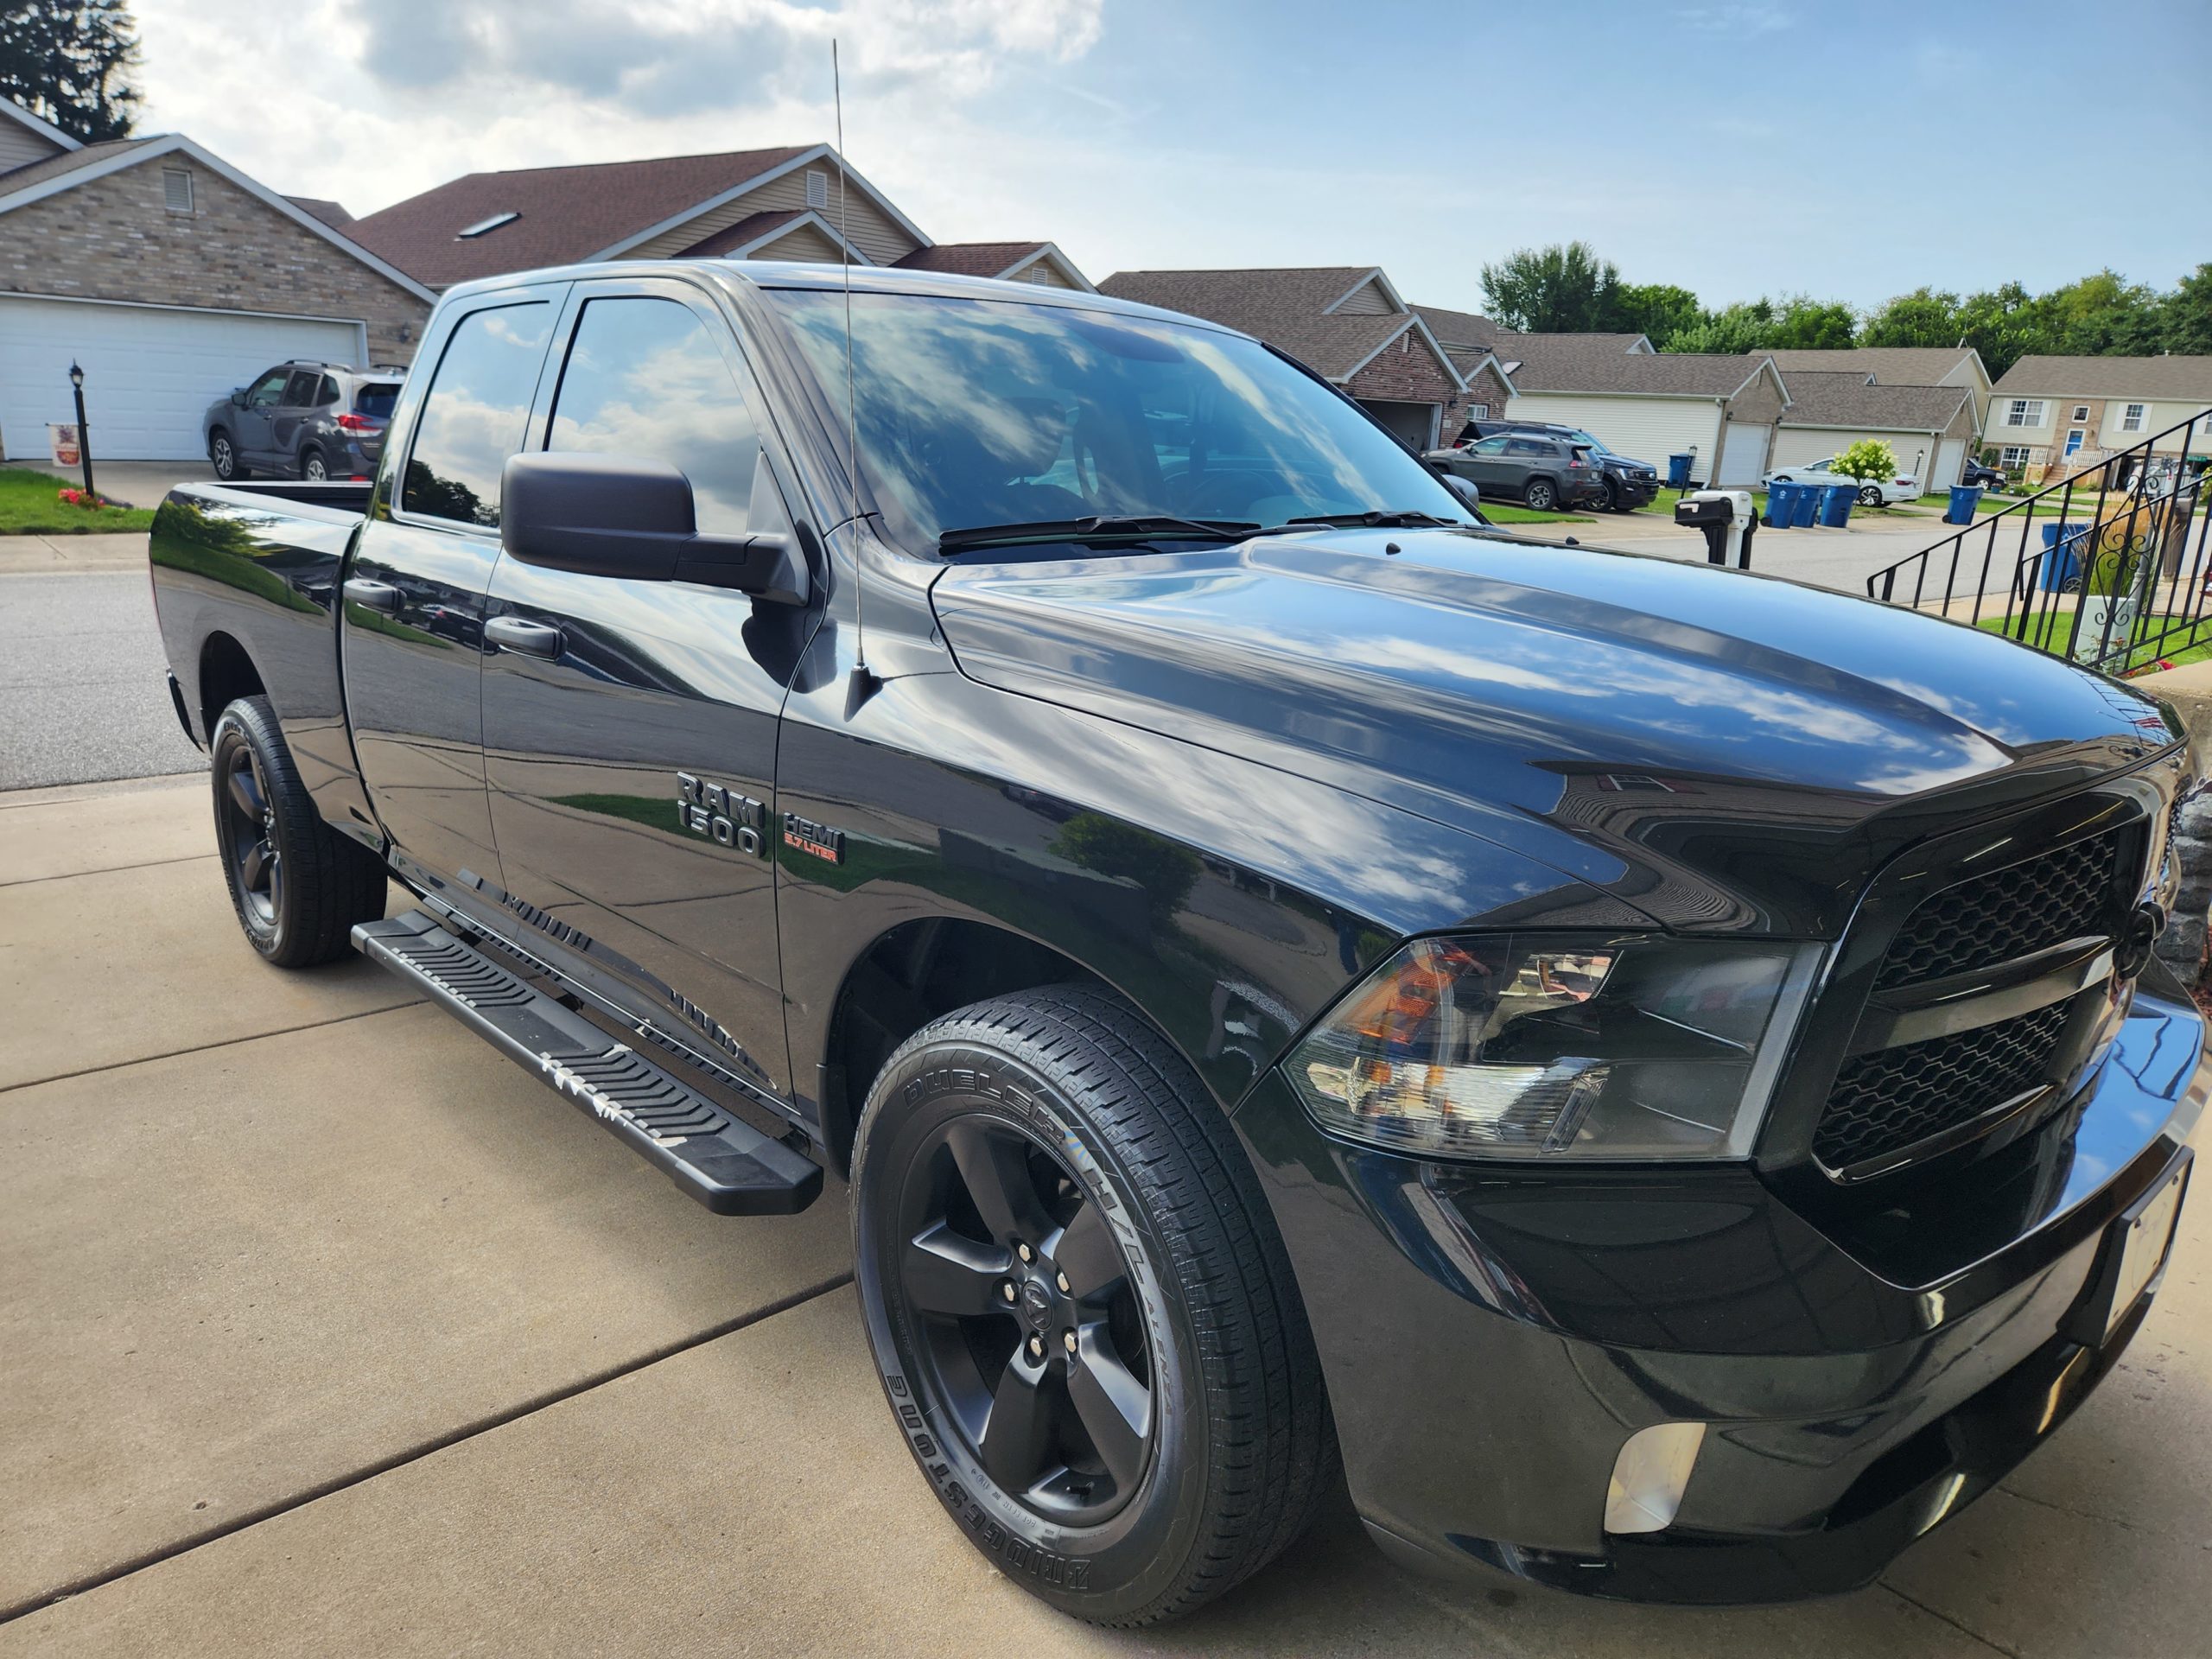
343,285 -> 565,895
269,370 -> 323,474
479,275 -> 815,1101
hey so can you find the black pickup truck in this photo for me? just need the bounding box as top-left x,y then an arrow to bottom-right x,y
149,260 -> 2203,1626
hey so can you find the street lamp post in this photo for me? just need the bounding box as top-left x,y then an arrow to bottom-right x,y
67,361 -> 95,500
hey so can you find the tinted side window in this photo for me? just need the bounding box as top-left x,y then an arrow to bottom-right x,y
403,302 -> 553,528
1505,438 -> 1546,457
246,370 -> 290,408
283,371 -> 321,405
546,296 -> 759,534
315,376 -> 340,406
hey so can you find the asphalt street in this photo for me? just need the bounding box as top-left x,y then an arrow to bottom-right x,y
0,555 -> 204,790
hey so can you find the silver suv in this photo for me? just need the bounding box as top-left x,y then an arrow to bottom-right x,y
203,361 -> 404,483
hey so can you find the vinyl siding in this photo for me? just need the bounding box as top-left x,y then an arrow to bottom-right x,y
746,221 -> 849,263
0,121 -> 67,175
626,163 -> 919,265
1770,425 -> 1942,478
1014,259 -> 1080,289
1331,276 -> 1395,315
1992,396 -> 2056,438
1503,391 -> 1725,470
2100,398 -> 2210,451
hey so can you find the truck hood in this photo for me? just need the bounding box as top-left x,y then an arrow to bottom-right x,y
930,528 -> 2180,934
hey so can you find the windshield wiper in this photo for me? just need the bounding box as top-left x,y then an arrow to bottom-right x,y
1272,509 -> 1464,531
938,514 -> 1263,553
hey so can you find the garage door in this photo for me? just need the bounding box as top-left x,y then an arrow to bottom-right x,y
1714,422 -> 1772,487
1932,438 -> 1967,492
0,297 -> 362,461
1358,399 -> 1439,451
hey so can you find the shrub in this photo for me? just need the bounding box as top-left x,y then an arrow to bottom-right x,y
1831,440 -> 1898,483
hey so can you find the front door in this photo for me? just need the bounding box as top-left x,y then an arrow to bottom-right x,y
269,370 -> 322,475
480,276 -> 816,1101
343,286 -> 565,894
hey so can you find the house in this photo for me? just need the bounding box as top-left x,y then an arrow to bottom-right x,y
1405,305 -> 1521,435
1984,355 -> 2212,480
0,96 -> 436,461
1096,267 -> 1510,449
1769,372 -> 1979,490
1500,338 -> 1790,486
344,145 -> 1090,293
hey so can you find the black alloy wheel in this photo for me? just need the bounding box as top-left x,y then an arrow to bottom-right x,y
220,737 -> 283,930
852,987 -> 1334,1625
897,1116 -> 1154,1523
1599,477 -> 1621,512
1525,478 -> 1558,511
208,696 -> 387,967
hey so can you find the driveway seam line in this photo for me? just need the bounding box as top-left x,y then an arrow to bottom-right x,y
0,1001 -> 424,1096
0,853 -> 213,889
1878,1581 -> 2023,1657
0,1269 -> 855,1626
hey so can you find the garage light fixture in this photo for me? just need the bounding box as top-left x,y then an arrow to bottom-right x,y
457,211 -> 518,239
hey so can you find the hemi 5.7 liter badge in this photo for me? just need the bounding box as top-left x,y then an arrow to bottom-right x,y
782,812 -> 846,865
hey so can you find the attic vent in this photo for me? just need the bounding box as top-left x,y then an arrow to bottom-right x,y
162,169 -> 194,214
805,168 -> 828,209
457,211 -> 519,239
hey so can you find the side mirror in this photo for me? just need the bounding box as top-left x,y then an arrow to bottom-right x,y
231,389 -> 247,406
1440,474 -> 1482,512
499,451 -> 809,604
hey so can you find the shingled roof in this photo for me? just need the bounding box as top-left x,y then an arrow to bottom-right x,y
1781,376 -> 1974,432
1767,346 -> 1985,385
895,241 -> 1047,277
1099,267 -> 1435,380
1993,354 -> 2212,403
1505,337 -> 1769,397
346,145 -> 817,287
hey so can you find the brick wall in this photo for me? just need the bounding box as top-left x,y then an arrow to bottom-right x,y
1442,363 -> 1510,442
0,155 -> 430,365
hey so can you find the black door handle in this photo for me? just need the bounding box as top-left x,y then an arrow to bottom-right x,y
486,614 -> 563,660
342,577 -> 402,614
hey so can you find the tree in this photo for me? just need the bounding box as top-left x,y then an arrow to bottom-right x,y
1666,299 -> 1776,354
2043,270 -> 2164,355
1954,281 -> 2050,378
1832,439 -> 1897,484
1765,294 -> 1858,350
1862,287 -> 1963,349
2161,264 -> 2212,356
1612,282 -> 1702,347
0,2 -> 140,143
1478,241 -> 1624,334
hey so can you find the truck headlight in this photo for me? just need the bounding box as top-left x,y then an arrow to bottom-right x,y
1285,933 -> 1821,1160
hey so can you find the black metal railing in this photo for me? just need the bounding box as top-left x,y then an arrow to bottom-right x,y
1867,410 -> 2212,676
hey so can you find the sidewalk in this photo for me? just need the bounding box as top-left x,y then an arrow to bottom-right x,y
0,531 -> 149,574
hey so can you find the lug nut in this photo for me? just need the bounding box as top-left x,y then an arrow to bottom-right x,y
1056,1271 -> 1071,1294
1015,1242 -> 1033,1263
1027,1334 -> 1045,1360
1063,1329 -> 1077,1355
1000,1281 -> 1018,1304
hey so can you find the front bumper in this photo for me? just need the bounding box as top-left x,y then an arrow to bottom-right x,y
1607,473 -> 1660,508
1233,980 -> 2205,1604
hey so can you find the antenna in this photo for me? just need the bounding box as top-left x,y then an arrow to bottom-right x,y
834,39 -> 876,711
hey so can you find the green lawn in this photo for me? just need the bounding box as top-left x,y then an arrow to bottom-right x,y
1633,486 -> 1769,519
1976,610 -> 2212,674
1481,502 -> 1595,525
1914,492 -> 2069,518
0,467 -> 155,533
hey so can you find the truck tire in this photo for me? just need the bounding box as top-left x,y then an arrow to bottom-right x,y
850,986 -> 1334,1626
1524,478 -> 1558,512
209,696 -> 387,967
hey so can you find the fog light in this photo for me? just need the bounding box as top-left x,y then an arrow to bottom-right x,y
1605,1421 -> 1706,1535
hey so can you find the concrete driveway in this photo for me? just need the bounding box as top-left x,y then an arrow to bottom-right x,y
2,772 -> 2209,1656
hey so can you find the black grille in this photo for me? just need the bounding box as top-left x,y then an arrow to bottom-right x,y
1815,1001 -> 2072,1173
1874,830 -> 2121,990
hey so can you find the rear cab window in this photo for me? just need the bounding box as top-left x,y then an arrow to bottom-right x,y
354,383 -> 401,419
400,302 -> 554,528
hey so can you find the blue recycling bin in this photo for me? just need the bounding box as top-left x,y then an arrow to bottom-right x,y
1945,485 -> 1984,525
1667,453 -> 1693,489
1763,482 -> 1794,527
2037,522 -> 2092,593
1820,484 -> 1855,527
1791,482 -> 1821,528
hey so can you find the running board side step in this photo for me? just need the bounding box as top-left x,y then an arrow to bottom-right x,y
353,912 -> 823,1215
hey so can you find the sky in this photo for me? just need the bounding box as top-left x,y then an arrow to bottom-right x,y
133,0 -> 2210,315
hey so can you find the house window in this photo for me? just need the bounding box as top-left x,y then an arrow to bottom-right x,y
1468,403 -> 1490,421
2064,429 -> 2086,457
2121,403 -> 2147,432
2072,405 -> 2090,422
2004,398 -> 2046,427
1999,445 -> 2031,467
162,169 -> 194,214
805,168 -> 829,209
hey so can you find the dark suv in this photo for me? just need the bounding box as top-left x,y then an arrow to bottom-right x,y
1428,430 -> 1609,512
203,361 -> 404,483
1457,419 -> 1659,512
1961,455 -> 2006,491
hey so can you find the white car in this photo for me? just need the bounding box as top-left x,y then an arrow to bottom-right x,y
1762,457 -> 1919,506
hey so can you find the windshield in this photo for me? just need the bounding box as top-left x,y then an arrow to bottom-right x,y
354,383 -> 401,419
765,289 -> 1477,549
